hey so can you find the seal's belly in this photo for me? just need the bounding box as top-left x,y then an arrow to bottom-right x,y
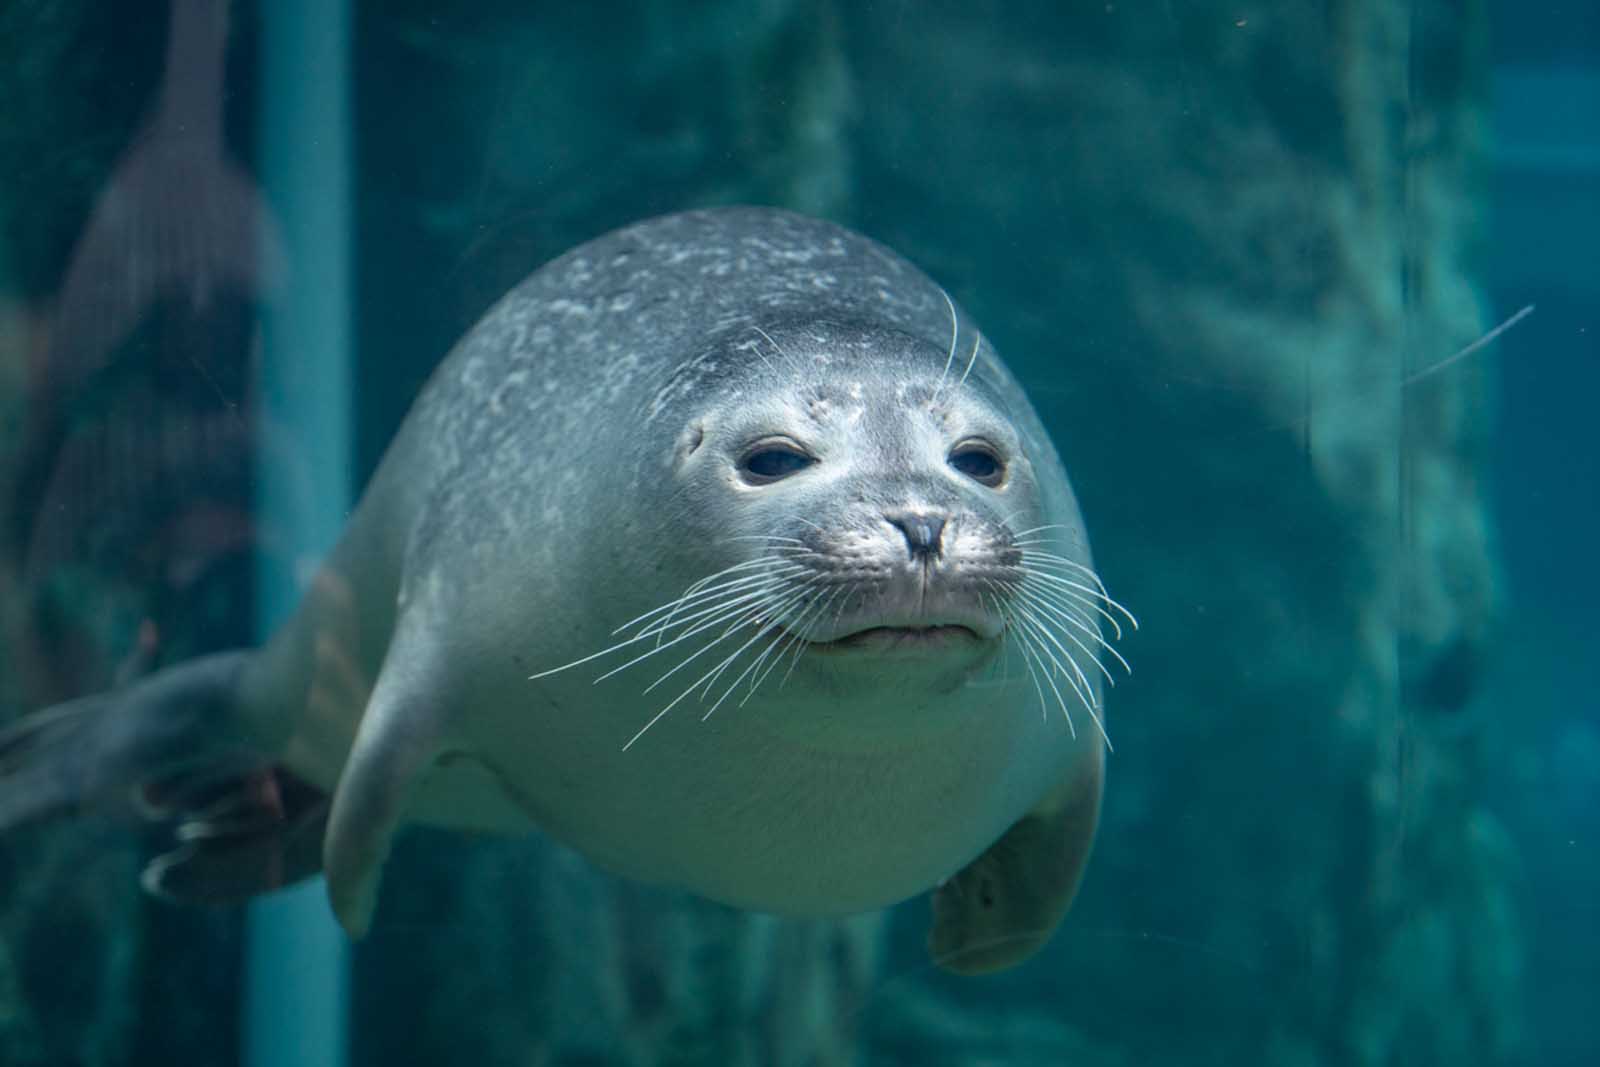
426,686 -> 1076,915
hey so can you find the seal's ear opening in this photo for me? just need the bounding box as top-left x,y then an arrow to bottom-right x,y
323,627 -> 445,938
674,420 -> 707,472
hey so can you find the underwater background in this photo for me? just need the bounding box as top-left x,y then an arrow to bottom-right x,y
0,1 -> 1594,1065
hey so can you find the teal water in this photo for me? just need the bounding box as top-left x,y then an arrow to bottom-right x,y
0,2 -> 1595,1065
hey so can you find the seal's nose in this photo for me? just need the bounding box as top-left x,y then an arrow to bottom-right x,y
886,511 -> 947,561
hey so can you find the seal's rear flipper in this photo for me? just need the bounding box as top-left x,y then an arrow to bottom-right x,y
141,765 -> 330,902
0,651 -> 263,831
0,650 -> 336,902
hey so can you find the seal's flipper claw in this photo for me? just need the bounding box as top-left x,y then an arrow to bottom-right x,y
928,750 -> 1103,975
322,638 -> 444,938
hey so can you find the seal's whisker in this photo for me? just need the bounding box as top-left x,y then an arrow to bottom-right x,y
638,568 -> 810,647
642,585 -> 814,696
1008,600 -> 1099,714
974,584 -> 1022,689
830,578 -> 862,634
746,585 -> 834,698
1012,538 -> 1092,553
1012,523 -> 1071,539
777,584 -> 850,690
632,565 -> 811,644
931,287 -> 960,404
1009,607 -> 1111,749
697,578 -> 823,697
624,585 -> 815,750
1007,610 -> 1074,737
997,507 -> 1047,538
982,585 -> 1044,718
1011,586 -> 1119,688
613,559 -> 806,635
1017,557 -> 1138,633
1018,570 -> 1129,642
954,330 -> 982,390
628,577 -> 802,663
704,623 -> 792,721
748,324 -> 785,374
1016,550 -> 1115,592
739,613 -> 810,704
1017,554 -> 1137,628
758,583 -> 842,693
711,586 -> 833,717
666,558 -> 808,606
1013,583 -> 1131,677
557,570 -> 803,683
595,587 -> 792,685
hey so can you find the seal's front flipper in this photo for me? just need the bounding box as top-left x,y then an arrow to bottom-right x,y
928,750 -> 1104,975
0,651 -> 263,831
322,628 -> 446,938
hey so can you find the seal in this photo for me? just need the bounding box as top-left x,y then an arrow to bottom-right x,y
0,206 -> 1132,974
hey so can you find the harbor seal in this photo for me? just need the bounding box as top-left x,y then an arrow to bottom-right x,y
0,206 -> 1132,974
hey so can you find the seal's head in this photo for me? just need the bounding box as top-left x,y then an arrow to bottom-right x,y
561,312 -> 1131,749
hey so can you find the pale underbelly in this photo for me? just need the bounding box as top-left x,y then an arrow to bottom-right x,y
404,694 -> 1076,915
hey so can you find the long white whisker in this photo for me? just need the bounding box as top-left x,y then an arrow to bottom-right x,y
1018,559 -> 1139,632
1018,571 -> 1130,641
1016,550 -> 1113,591
954,330 -> 982,389
774,584 -> 850,691
712,588 -> 837,718
613,559 -> 807,636
749,324 -> 786,374
595,584 -> 798,685
623,587 -> 815,750
1011,585 -> 1123,686
705,624 -> 795,721
973,584 -> 1021,690
697,580 -> 824,698
1013,606 -> 1112,750
642,585 -> 814,695
747,587 -> 834,696
640,568 -> 810,646
932,288 -> 959,403
1014,578 -> 1132,670
740,607 -> 814,703
1012,523 -> 1071,539
1010,601 -> 1098,710
1007,609 -> 1073,735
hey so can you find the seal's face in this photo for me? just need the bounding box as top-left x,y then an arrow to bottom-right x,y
717,374 -> 1022,645
544,317 -> 1128,751
665,322 -> 1041,694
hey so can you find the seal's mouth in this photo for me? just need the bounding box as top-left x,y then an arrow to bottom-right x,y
803,622 -> 987,654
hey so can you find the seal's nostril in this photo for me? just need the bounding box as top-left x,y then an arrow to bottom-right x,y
887,512 -> 947,560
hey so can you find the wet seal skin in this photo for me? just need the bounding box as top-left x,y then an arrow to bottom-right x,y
0,207 -> 1133,975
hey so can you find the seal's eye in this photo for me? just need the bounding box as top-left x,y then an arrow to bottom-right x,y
740,442 -> 815,484
949,442 -> 1005,487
